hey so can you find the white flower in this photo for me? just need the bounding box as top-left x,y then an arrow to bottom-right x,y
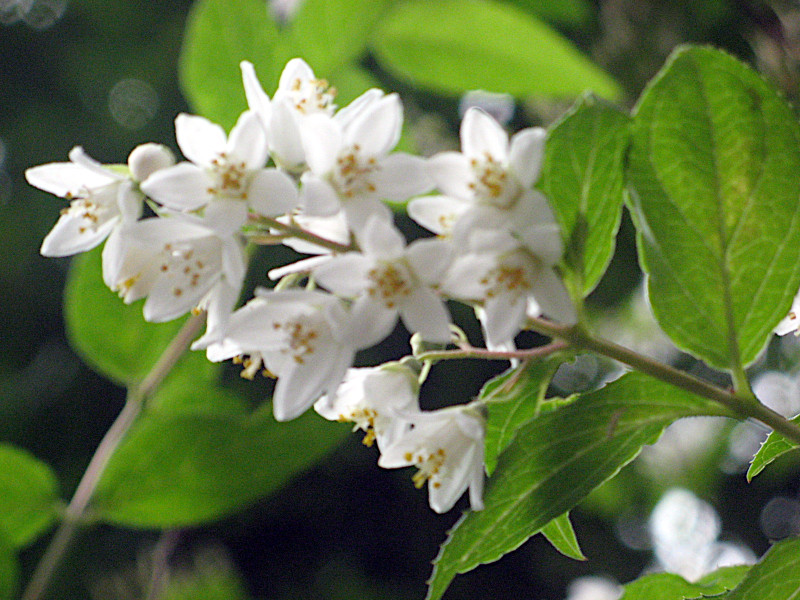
102,211 -> 246,323
209,289 -> 359,421
409,106 -> 546,242
241,58 -> 337,172
27,146 -> 154,257
378,403 -> 486,513
313,216 -> 453,345
298,90 -> 432,232
775,290 -> 800,335
444,226 -> 575,348
141,111 -> 298,227
314,364 -> 420,450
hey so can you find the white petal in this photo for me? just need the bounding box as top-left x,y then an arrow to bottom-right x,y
442,255 -> 495,299
405,238 -> 452,284
191,280 -> 241,350
426,152 -> 473,200
508,127 -> 546,187
483,293 -> 527,348
461,107 -> 508,160
175,113 -> 228,167
407,195 -> 469,236
268,255 -> 333,280
278,57 -> 315,92
531,268 -> 577,325
346,93 -> 402,158
299,174 -> 341,217
358,215 -> 405,257
144,269 -> 219,322
26,162 -> 117,198
299,111 -> 341,175
204,198 -> 248,235
371,153 -> 433,200
141,162 -> 211,210
240,61 -> 272,126
228,110 -> 269,169
270,100 -> 307,170
221,236 -> 247,286
345,295 -> 398,348
247,168 -> 298,217
40,213 -> 117,257
334,88 -> 383,130
399,288 -> 451,343
313,253 -> 371,296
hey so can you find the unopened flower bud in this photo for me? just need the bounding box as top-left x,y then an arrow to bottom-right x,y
127,143 -> 175,182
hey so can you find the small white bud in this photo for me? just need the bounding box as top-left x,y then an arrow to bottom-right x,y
127,143 -> 175,182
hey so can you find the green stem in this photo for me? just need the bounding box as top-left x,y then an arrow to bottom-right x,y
417,341 -> 569,363
526,317 -> 800,446
249,215 -> 355,254
21,312 -> 206,600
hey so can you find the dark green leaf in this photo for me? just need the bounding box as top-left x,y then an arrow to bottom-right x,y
180,0 -> 282,130
285,0 -> 386,75
747,414 -> 800,481
541,512 -> 585,560
543,93 -> 630,295
370,0 -> 620,100
0,444 -> 60,548
618,565 -> 749,600
65,247 -> 187,386
483,356 -> 567,474
506,0 -> 592,25
426,372 -> 728,600
627,45 -> 800,371
0,537 -> 18,600
721,536 -> 800,600
94,409 -> 348,527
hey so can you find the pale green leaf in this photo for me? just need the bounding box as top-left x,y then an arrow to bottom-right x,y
543,93 -> 630,295
370,0 -> 621,100
721,536 -> 800,600
426,372 -> 729,600
94,409 -> 348,527
747,414 -> 800,481
627,45 -> 800,371
619,565 -> 749,600
541,512 -> 585,560
483,355 -> 567,474
65,247 -> 187,386
180,0 -> 282,130
0,444 -> 60,548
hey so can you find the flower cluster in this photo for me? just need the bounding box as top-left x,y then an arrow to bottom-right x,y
28,58 -> 577,514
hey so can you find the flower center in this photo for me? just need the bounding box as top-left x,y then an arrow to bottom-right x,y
158,239 -> 218,299
468,152 -> 520,209
207,152 -> 249,200
331,144 -> 379,199
339,407 -> 379,447
62,185 -> 117,234
406,448 -> 447,489
233,352 -> 272,380
288,77 -> 337,115
367,260 -> 413,309
272,315 -> 322,364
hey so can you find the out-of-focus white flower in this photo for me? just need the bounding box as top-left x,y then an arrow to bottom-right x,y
444,227 -> 574,347
564,576 -> 622,600
409,106 -> 546,242
378,402 -> 486,513
141,111 -> 298,227
315,364 -> 420,450
27,145 -> 160,256
313,216 -> 453,345
208,289 -> 359,422
102,211 -> 245,323
298,91 -> 432,232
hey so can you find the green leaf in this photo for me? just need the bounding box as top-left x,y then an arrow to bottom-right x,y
94,409 -> 348,528
747,414 -> 800,481
426,372 -> 728,600
285,0 -> 386,75
543,93 -> 630,295
618,565 -> 749,600
721,536 -> 800,600
0,537 -> 19,600
541,512 -> 585,560
370,0 -> 621,100
180,0 -> 282,129
65,247 -> 187,386
506,0 -> 592,25
627,45 -> 800,371
0,444 -> 60,548
482,355 -> 567,474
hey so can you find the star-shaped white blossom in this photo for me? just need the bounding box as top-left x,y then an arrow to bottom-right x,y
378,403 -> 486,514
313,216 -> 453,346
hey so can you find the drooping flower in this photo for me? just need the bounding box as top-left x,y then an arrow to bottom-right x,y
27,145 -> 168,257
378,403 -> 486,513
208,289 -> 359,422
409,106 -> 547,242
313,216 -> 453,346
314,363 -> 420,450
298,91 -> 432,232
141,111 -> 298,227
